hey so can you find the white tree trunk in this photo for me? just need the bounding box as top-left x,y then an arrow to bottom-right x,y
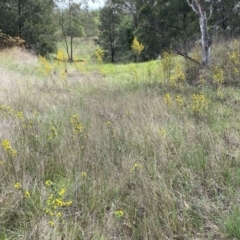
187,0 -> 211,65
199,11 -> 211,65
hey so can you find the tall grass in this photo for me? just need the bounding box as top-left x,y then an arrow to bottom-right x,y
1,41 -> 240,239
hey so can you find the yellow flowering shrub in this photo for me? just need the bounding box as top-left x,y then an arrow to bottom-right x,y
224,39 -> 240,84
2,140 -> 17,157
0,105 -> 14,118
213,65 -> 224,85
164,93 -> 172,106
131,37 -> 144,61
94,48 -> 104,63
176,95 -> 184,108
161,51 -> 175,85
38,55 -> 52,76
56,49 -> 67,62
44,180 -> 72,226
71,114 -> 83,134
47,126 -> 58,141
191,93 -> 210,116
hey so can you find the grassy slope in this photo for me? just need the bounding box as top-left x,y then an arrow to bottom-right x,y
0,42 -> 240,240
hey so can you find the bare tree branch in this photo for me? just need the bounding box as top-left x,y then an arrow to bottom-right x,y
186,0 -> 200,15
207,1 -> 213,21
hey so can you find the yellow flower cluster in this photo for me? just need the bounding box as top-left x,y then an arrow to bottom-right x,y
0,105 -> 24,121
71,114 -> 83,134
163,92 -> 211,116
225,39 -> 240,83
94,48 -> 104,63
45,180 -> 52,186
46,194 -> 72,211
160,51 -> 186,86
24,191 -> 30,198
191,93 -> 210,116
49,220 -> 54,226
158,129 -> 166,137
0,105 -> 14,118
131,163 -> 143,173
169,61 -> 185,86
48,126 -> 58,141
54,49 -> 68,80
114,210 -> 124,218
59,188 -> 65,197
161,51 -> 174,84
45,180 -> 72,226
131,37 -> 144,58
164,94 -> 172,106
217,88 -> 224,99
14,182 -> 21,189
175,95 -> 184,107
229,51 -> 238,61
38,55 -> 52,76
2,140 -> 17,157
56,49 -> 66,62
15,111 -> 23,120
60,69 -> 67,80
213,65 -> 224,85
14,183 -> 31,198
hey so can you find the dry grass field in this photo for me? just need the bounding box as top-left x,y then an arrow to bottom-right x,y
1,40 -> 240,239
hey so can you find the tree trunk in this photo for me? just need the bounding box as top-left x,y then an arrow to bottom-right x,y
70,32 -> 73,62
111,46 -> 114,63
199,11 -> 211,65
18,0 -> 22,38
187,0 -> 212,65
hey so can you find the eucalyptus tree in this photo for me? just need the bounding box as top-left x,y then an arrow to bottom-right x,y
187,0 -> 240,65
186,0 -> 212,65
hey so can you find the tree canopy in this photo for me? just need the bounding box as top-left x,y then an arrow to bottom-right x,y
1,0 -> 240,61
0,0 -> 57,55
96,0 -> 240,62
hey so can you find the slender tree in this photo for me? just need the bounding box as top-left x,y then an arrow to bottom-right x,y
96,5 -> 121,62
59,1 -> 83,62
58,0 -> 97,62
186,0 -> 212,65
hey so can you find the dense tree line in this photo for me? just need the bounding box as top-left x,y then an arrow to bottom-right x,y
97,0 -> 240,63
0,0 -> 57,55
0,0 -> 98,57
1,0 -> 240,62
